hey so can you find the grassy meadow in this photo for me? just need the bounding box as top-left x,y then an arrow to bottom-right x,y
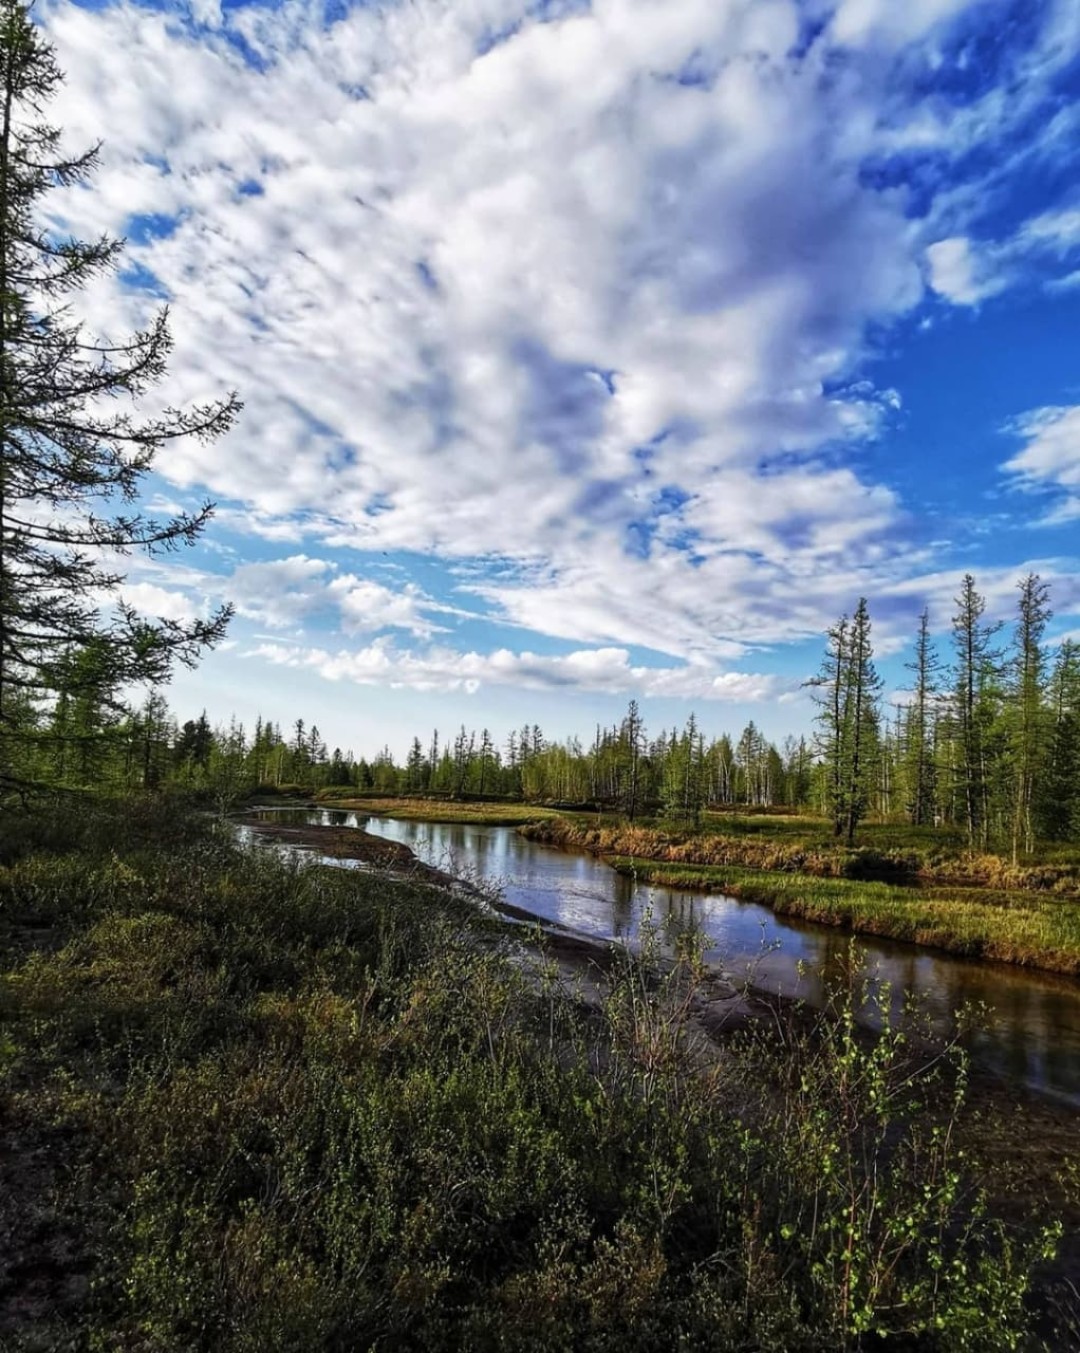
1,795 -> 1077,1350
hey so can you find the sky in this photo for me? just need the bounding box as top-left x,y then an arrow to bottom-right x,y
37,0 -> 1080,759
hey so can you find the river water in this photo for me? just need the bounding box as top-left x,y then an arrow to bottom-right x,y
249,807 -> 1080,1103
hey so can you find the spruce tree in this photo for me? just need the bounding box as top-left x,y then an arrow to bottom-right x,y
0,0 -> 240,789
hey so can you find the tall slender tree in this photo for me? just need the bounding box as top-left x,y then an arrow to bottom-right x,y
841,599 -> 882,846
904,608 -> 941,826
950,575 -> 1000,847
808,614 -> 850,836
1038,639 -> 1080,842
1007,574 -> 1051,862
0,0 -> 240,789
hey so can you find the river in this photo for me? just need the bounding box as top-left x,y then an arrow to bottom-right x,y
248,807 -> 1080,1104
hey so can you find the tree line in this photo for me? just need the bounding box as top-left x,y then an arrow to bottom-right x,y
12,567 -> 1077,853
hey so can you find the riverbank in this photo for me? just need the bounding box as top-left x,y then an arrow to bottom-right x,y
520,820 -> 1080,976
2,793 -> 1077,1348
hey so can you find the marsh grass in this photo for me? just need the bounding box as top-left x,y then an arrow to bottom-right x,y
314,791 -> 565,826
0,795 -> 1070,1350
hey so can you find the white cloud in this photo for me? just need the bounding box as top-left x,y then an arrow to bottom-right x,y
925,236 -> 1005,306
831,0 -> 979,49
251,637 -> 792,701
1002,407 -> 1080,524
329,576 -> 449,638
119,582 -> 200,624
227,554 -> 335,627
38,0 -> 930,657
1018,205 -> 1080,256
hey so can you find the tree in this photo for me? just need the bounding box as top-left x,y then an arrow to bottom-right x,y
840,599 -> 882,845
662,712 -> 704,825
1037,640 -> 1080,842
809,600 -> 881,845
903,608 -> 940,826
1006,574 -> 1051,862
950,575 -> 1001,847
808,614 -> 850,836
0,1 -> 240,789
617,699 -> 645,821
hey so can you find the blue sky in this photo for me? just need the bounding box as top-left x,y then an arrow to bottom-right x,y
40,0 -> 1080,757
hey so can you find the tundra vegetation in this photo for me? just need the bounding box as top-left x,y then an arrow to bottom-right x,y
2,796 -> 1078,1350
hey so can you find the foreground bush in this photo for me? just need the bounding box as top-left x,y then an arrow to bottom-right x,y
0,796 -> 1069,1350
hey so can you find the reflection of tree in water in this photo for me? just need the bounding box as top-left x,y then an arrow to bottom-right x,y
609,869 -> 634,938
656,890 -> 701,953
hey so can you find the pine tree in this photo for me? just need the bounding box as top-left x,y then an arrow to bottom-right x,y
0,1 -> 240,790
841,599 -> 882,846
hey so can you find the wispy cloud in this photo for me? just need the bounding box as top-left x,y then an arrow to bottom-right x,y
252,638 -> 795,702
1002,407 -> 1080,525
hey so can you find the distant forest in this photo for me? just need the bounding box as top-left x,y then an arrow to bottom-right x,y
14,572 -> 1079,851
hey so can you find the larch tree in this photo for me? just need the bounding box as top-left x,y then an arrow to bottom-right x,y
809,600 -> 881,845
808,613 -> 850,837
0,0 -> 240,790
1007,574 -> 1051,862
903,607 -> 941,826
950,575 -> 1000,847
1038,639 -> 1080,842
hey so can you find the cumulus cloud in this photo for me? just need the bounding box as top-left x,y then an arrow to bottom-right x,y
329,576 -> 450,638
251,637 -> 792,701
119,582 -> 201,624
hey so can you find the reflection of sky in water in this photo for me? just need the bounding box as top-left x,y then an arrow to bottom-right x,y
248,809 -> 1080,1104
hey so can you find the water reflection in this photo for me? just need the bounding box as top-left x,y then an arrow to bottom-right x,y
246,808 -> 1080,1103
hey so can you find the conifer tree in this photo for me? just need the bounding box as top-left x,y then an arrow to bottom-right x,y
950,575 -> 1001,847
809,600 -> 881,844
1038,639 -> 1080,842
0,0 -> 240,789
1007,574 -> 1051,862
904,608 -> 940,826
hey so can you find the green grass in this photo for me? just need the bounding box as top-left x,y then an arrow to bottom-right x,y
315,792 -> 566,826
0,795 -> 1074,1350
609,856 -> 1080,974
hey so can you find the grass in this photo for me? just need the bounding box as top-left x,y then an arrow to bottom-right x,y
2,794 -> 1075,1350
521,817 -> 1080,893
314,791 -> 566,826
